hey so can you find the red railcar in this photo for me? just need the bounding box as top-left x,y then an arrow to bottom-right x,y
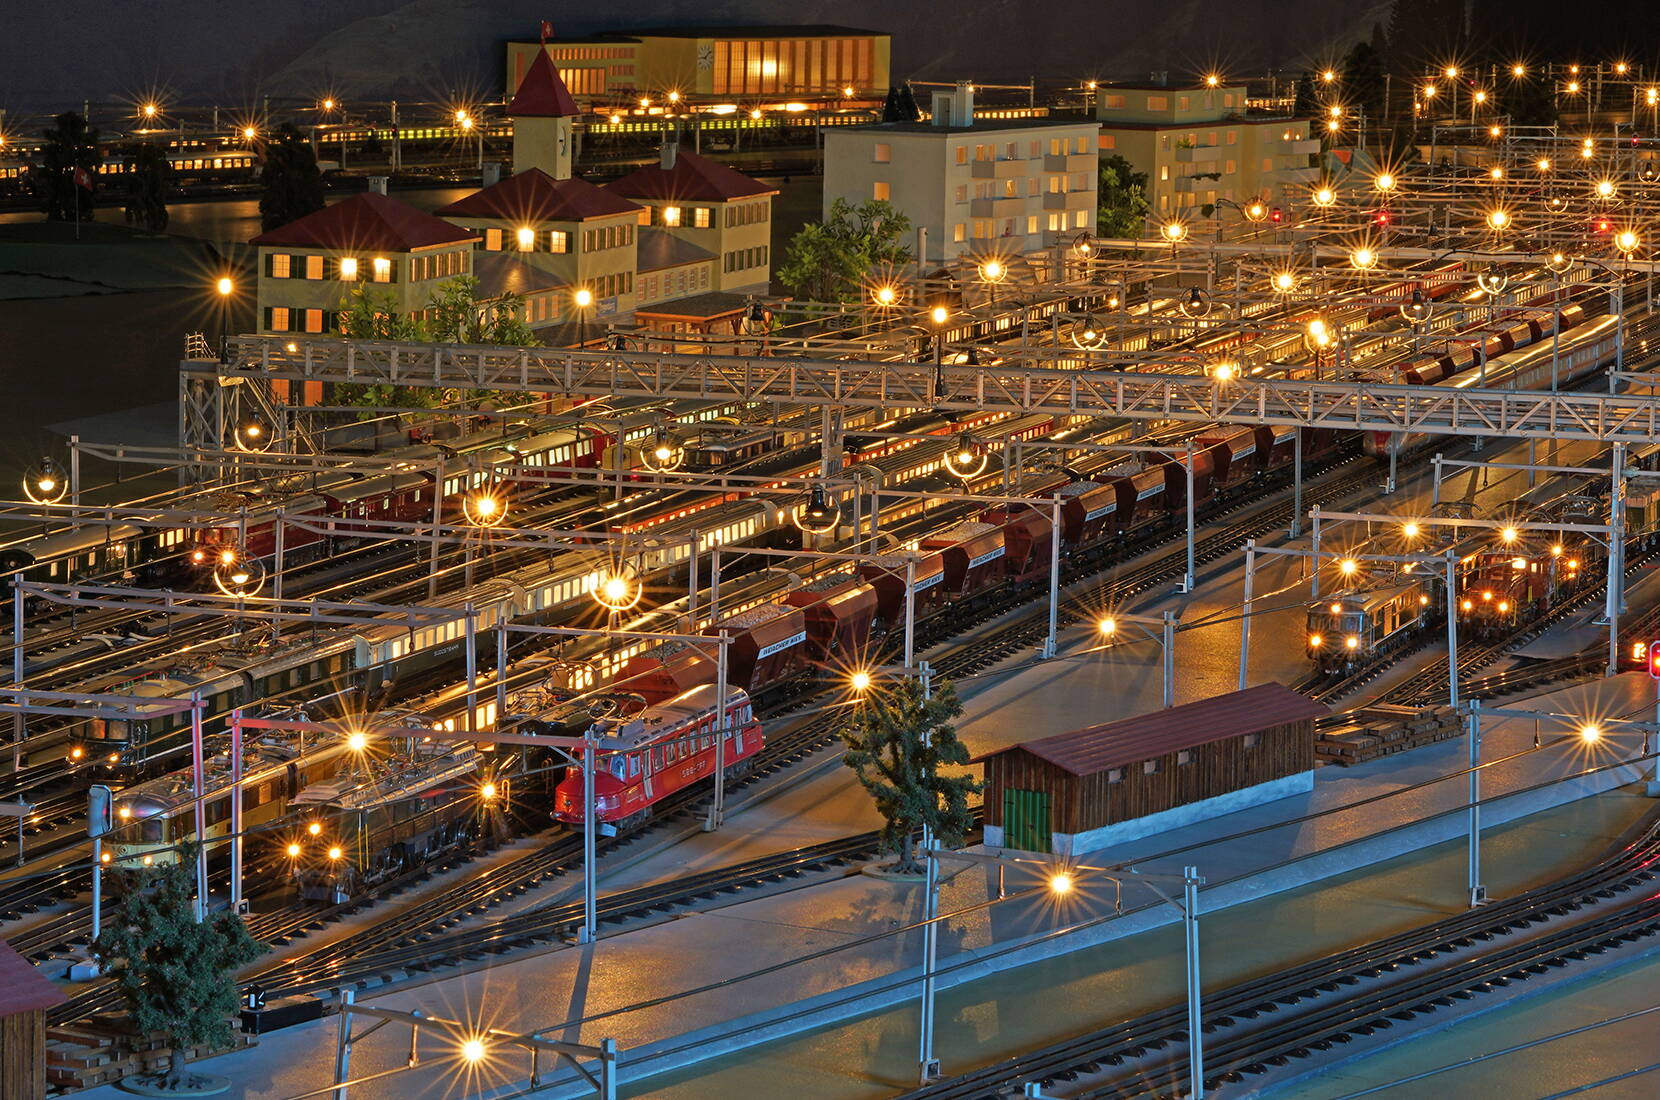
1256,425 -> 1299,468
1059,480 -> 1119,545
995,511 -> 1054,585
1104,463 -> 1168,529
551,685 -> 762,825
784,576 -> 878,667
921,521 -> 1007,599
859,551 -> 949,631
1153,448 -> 1217,510
708,602 -> 811,696
617,642 -> 717,704
1195,427 -> 1260,492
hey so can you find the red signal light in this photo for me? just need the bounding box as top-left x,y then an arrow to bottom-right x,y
1374,209 -> 1391,227
1270,207 -> 1283,223
1649,641 -> 1660,679
1596,219 -> 1611,233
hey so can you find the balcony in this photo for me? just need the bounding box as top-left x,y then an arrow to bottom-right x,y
970,156 -> 1030,179
970,196 -> 1028,218
1282,138 -> 1322,156
1277,165 -> 1321,183
1043,151 -> 1096,173
1174,143 -> 1222,164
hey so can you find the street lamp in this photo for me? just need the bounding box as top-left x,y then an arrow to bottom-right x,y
1486,208 -> 1512,231
1310,184 -> 1337,208
213,553 -> 267,599
1616,229 -> 1641,256
640,424 -> 685,473
793,483 -> 841,535
1179,286 -> 1212,318
1374,171 -> 1396,193
232,417 -> 271,453
1160,220 -> 1188,244
1269,270 -> 1298,295
1475,268 -> 1509,296
1349,245 -> 1378,270
462,486 -> 508,527
573,287 -> 594,347
1400,286 -> 1432,326
944,431 -> 988,481
592,566 -> 643,613
871,284 -> 901,309
22,459 -> 68,505
214,275 -> 235,358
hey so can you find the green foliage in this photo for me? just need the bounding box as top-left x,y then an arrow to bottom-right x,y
258,124 -> 325,232
94,844 -> 264,1077
778,197 -> 913,303
1339,40 -> 1388,124
122,143 -> 172,234
1097,154 -> 1150,239
332,276 -> 536,414
1292,73 -> 1319,119
35,111 -> 102,222
839,676 -> 981,874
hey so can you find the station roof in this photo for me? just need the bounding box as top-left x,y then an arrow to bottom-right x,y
0,941 -> 66,1017
250,192 -> 477,252
846,117 -> 1097,136
637,227 -> 716,272
515,25 -> 886,41
508,47 -> 581,118
608,150 -> 777,203
472,252 -> 567,300
975,683 -> 1326,777
636,290 -> 750,321
436,169 -> 641,223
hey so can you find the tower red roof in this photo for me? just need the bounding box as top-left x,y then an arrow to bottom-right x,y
509,48 -> 581,118
250,192 -> 477,252
606,149 -> 778,203
436,169 -> 640,223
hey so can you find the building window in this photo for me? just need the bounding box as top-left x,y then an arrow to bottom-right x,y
1225,160 -> 1237,175
1143,759 -> 1160,775
371,256 -> 392,282
872,181 -> 890,201
1107,768 -> 1123,783
548,230 -> 569,253
873,142 -> 891,163
1160,166 -> 1169,181
1074,210 -> 1088,228
693,207 -> 711,228
1102,94 -> 1126,109
1100,134 -> 1116,150
955,146 -> 967,165
661,205 -> 682,226
1227,131 -> 1238,145
1177,750 -> 1192,766
1244,734 -> 1259,748
269,254 -> 291,279
1005,141 -> 1018,159
953,222 -> 965,242
268,306 -> 289,331
1147,95 -> 1168,110
1026,214 -> 1038,234
338,257 -> 358,280
484,228 -> 503,251
303,309 -> 325,334
305,255 -> 324,280
953,184 -> 968,203
516,226 -> 536,252
1177,95 -> 1191,110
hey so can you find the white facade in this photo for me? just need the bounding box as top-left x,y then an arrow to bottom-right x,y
823,93 -> 1098,263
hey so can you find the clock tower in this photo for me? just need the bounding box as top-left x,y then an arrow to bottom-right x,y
509,48 -> 580,179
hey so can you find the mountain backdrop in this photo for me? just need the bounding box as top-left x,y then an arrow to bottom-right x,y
2,0 -> 1392,111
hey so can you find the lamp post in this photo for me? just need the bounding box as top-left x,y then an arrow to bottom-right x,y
573,287 -> 594,348
215,276 -> 234,361
929,304 -> 949,397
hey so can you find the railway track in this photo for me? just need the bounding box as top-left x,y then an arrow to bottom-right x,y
898,806 -> 1660,1100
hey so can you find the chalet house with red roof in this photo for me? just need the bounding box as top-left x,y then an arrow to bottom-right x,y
976,684 -> 1325,855
0,939 -> 66,1099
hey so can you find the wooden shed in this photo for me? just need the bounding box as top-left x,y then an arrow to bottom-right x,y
977,684 -> 1327,855
0,940 -> 66,1100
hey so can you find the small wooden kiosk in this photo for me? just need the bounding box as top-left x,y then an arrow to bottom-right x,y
0,940 -> 66,1100
977,683 -> 1326,855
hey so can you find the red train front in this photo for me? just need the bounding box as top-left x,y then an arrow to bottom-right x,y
552,684 -> 762,827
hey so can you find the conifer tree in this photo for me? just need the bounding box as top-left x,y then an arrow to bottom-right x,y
94,844 -> 264,1091
839,676 -> 981,874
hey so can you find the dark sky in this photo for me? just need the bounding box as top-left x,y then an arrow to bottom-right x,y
1,0 -> 1390,112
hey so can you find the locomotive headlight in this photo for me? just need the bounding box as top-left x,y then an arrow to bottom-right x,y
1419,595 -> 1430,605
142,855 -> 153,866
118,807 -> 131,819
1345,635 -> 1359,649
346,731 -> 367,752
1338,558 -> 1358,576
70,747 -> 82,759
218,548 -> 237,566
108,753 -> 119,763
1568,559 -> 1580,569
1498,600 -> 1510,613
191,549 -> 206,563
100,851 -> 111,863
1551,544 -> 1564,557
1329,602 -> 1342,614
327,846 -> 343,861
286,843 -> 301,858
1462,599 -> 1474,611
481,781 -> 497,800
1308,633 -> 1324,648
1482,591 -> 1493,601
307,821 -> 322,836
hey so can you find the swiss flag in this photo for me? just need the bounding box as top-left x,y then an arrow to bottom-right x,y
540,20 -> 554,43
73,166 -> 92,190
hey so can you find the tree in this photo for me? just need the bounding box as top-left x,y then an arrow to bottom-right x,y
424,274 -> 537,346
839,676 -> 980,875
122,143 -> 172,234
1097,153 -> 1150,238
94,845 -> 263,1092
1292,73 -> 1319,119
35,111 -> 101,222
258,123 -> 325,232
1340,40 -> 1388,128
777,197 -> 913,303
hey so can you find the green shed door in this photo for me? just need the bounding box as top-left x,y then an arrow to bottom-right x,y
1002,788 -> 1052,853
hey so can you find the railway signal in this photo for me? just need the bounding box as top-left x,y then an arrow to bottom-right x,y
1648,640 -> 1660,679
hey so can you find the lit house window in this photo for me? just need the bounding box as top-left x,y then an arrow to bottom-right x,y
873,142 -> 891,163
548,230 -> 569,253
517,227 -> 536,251
661,206 -> 682,226
338,257 -> 358,280
371,256 -> 391,282
305,255 -> 324,279
693,207 -> 711,228
484,228 -> 503,251
873,181 -> 890,200
270,254 -> 291,278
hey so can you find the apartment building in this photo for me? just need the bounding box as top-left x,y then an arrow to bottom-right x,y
823,84 -> 1098,263
1095,82 -> 1320,220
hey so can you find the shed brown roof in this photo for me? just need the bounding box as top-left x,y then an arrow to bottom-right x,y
0,940 -> 66,1016
976,683 -> 1326,777
435,169 -> 641,223
250,192 -> 477,252
607,150 -> 777,202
